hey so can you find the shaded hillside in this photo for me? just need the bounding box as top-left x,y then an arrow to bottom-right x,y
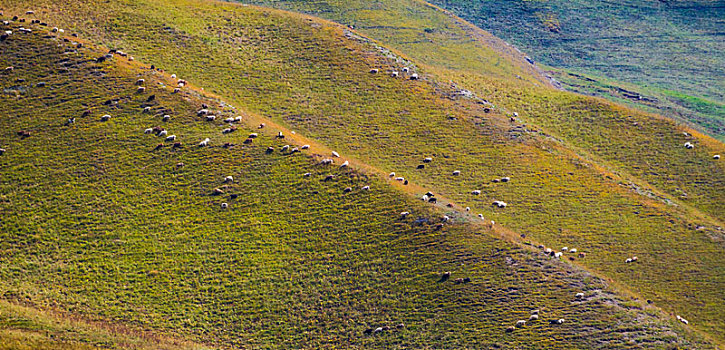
2,0 -> 723,344
427,0 -> 725,140
0,15 -> 710,349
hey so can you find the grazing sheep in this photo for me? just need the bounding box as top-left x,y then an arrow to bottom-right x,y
389,172 -> 396,177
158,130 -> 168,137
135,78 -> 145,85
516,320 -> 526,327
171,74 -> 177,79
391,71 -> 399,77
266,147 -> 274,154
0,148 -> 5,155
465,207 -> 470,212
301,145 -> 310,150
570,248 -> 577,253
332,151 -> 340,157
373,327 -> 384,334
493,201 -> 507,208
529,314 -> 539,321
100,114 -> 111,121
137,86 -> 146,93
221,203 -> 228,209
531,309 -> 539,314
162,115 -> 170,121
369,68 -> 379,74
206,115 -> 216,121
199,138 -> 210,147
575,292 -> 585,299
550,319 -> 565,325
400,211 -> 410,217
224,176 -> 234,183
477,214 -> 484,220
676,315 -> 689,325
423,157 -> 432,163
544,248 -> 553,254
421,195 -> 429,202
395,177 -> 405,182
213,188 -> 224,195
303,173 -> 312,177
277,131 -> 284,138
362,186 -> 370,191
562,247 -> 569,252
222,127 -> 237,134
234,116 -> 243,122
554,252 -> 563,258
684,142 -> 694,149
278,145 -> 289,152
343,187 -> 352,193
65,117 -> 76,125
714,155 -> 720,160
259,123 -> 265,129
442,215 -> 450,222
248,133 -> 258,138
402,67 -> 409,73
290,147 -> 300,153
165,135 -> 176,141
224,117 -> 235,123
471,190 -> 481,195
501,177 -> 511,182
320,158 -> 334,165
506,326 -> 515,333
452,170 -> 461,176
197,109 -> 209,116
340,161 -> 349,168
410,73 -> 419,80
143,106 -> 151,113
491,220 -> 495,226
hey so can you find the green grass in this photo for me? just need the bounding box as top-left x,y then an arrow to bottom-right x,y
0,1 -> 724,347
424,0 -> 725,140
0,20 -> 712,349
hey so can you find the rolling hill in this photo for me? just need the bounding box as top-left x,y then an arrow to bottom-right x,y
425,0 -> 725,140
0,0 -> 723,348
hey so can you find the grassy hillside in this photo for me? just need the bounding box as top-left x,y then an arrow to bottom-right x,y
1,17 -> 712,349
2,0 -> 723,344
426,0 -> 725,140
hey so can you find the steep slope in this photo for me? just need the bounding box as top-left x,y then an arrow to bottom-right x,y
0,16 -> 711,349
426,0 -> 725,140
2,0 -> 722,344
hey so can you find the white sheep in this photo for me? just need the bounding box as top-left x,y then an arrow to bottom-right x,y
277,131 -> 284,138
402,67 -> 409,73
301,145 -> 310,150
529,314 -> 539,321
471,190 -> 481,195
575,292 -> 584,299
554,252 -> 563,258
144,128 -> 153,134
389,172 -> 396,177
199,138 -> 210,147
400,211 -> 410,217
556,319 -> 565,324
466,207 -> 470,212
423,157 -> 433,163
165,135 -> 176,141
370,68 -> 379,74
395,177 -> 405,182
501,177 -> 511,182
570,248 -> 577,253
100,114 -> 111,121
136,78 -> 145,85
340,161 -> 349,168
249,133 -> 258,138
684,142 -> 694,149
676,315 -> 689,325
291,147 -> 299,153
197,109 -> 209,116
362,186 -> 370,191
477,214 -> 484,220
391,71 -> 399,77
491,220 -> 495,226
303,173 -> 312,177
158,130 -> 168,137
410,73 -> 419,80
515,320 -> 526,327
545,248 -> 552,254
221,202 -> 228,209
206,115 -> 216,121
452,170 -> 461,176
531,309 -> 540,314
321,158 -> 334,165
171,74 -> 177,79
137,86 -> 146,93
714,155 -> 720,160
421,195 -> 429,201
222,128 -> 233,134
493,201 -> 507,208
224,117 -> 235,123
332,151 -> 340,157
281,145 -> 290,152
234,116 -> 243,122
442,216 -> 450,222
143,107 -> 151,113
224,176 -> 234,183
562,247 -> 569,252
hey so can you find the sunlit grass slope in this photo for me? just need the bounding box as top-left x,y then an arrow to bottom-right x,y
0,17 -> 712,349
2,0 -> 723,344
